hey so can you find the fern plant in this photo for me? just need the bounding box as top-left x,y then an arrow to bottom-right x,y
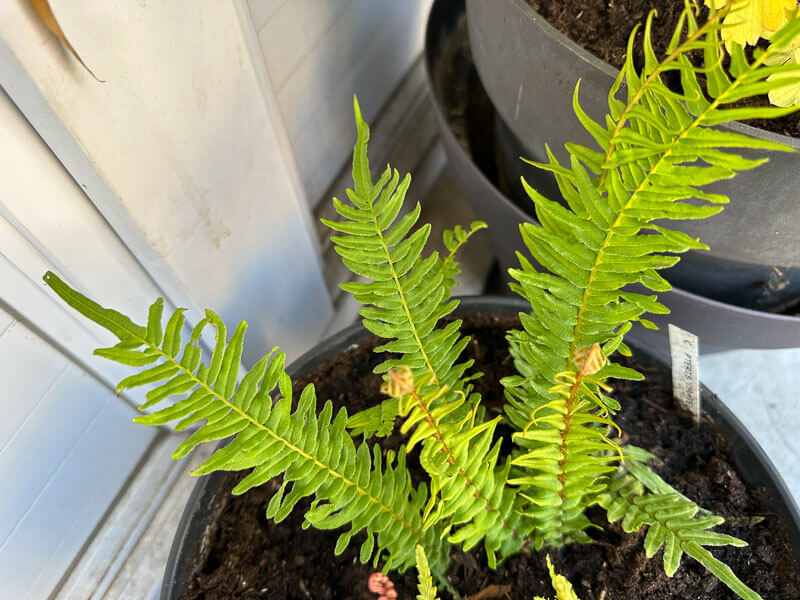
533,555 -> 580,600
44,3 -> 800,598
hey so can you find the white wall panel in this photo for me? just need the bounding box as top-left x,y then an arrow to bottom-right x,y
0,321 -> 68,458
249,0 -> 290,31
0,88 -> 162,321
0,85 -> 159,598
0,0 -> 333,363
258,0 -> 352,89
0,89 -> 160,402
250,0 -> 434,205
0,345 -> 153,599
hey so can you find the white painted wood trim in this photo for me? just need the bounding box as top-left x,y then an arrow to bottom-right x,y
0,40 -> 205,327
232,0 -> 328,280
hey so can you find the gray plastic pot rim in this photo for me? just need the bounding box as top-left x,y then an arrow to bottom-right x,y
498,0 -> 800,149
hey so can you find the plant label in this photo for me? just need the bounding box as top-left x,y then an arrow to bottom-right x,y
668,324 -> 700,424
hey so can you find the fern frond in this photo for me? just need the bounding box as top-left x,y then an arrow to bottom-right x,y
43,271 -> 447,573
322,97 -> 474,411
440,221 -> 487,293
346,397 -> 400,438
598,468 -> 759,600
533,555 -> 580,600
325,99 -> 529,563
414,545 -> 439,600
381,367 -> 527,567
504,4 -> 800,557
507,346 -> 623,548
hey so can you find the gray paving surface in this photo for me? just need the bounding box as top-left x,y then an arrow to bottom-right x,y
701,347 -> 800,508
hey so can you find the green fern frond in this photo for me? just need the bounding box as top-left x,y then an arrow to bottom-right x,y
381,366 -> 527,567
534,555 -> 580,600
322,97 -> 474,413
440,221 -> 487,293
324,99 -> 529,564
623,445 -> 713,515
504,4 -> 800,559
43,271 -> 447,573
507,348 -> 623,548
598,468 -> 759,600
346,397 -> 400,438
414,545 -> 439,600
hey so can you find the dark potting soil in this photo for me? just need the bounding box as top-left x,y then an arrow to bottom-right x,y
177,313 -> 798,599
526,0 -> 800,137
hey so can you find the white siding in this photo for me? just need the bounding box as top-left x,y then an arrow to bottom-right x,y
0,321 -> 154,599
0,2 -> 338,596
249,0 -> 434,204
0,0 -> 333,364
0,89 -> 157,598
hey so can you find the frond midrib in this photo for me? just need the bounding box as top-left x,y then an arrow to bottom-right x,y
596,10 -> 724,189
407,383 -> 498,515
565,21 -> 777,371
364,191 -> 505,518
367,200 -> 441,387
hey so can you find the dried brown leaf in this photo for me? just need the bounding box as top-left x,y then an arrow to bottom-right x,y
27,0 -> 103,82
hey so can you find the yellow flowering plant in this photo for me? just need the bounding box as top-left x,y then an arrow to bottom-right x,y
706,0 -> 800,105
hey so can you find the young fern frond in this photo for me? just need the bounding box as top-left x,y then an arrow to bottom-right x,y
508,345 -> 623,548
440,221 -> 488,293
381,367 -> 527,567
414,545 -> 439,600
598,469 -> 758,600
505,5 -> 800,556
322,98 -> 475,411
324,99 -> 529,564
42,271 -> 447,574
346,219 -> 486,439
533,555 -> 580,600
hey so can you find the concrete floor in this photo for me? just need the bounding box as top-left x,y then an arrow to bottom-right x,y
701,347 -> 800,506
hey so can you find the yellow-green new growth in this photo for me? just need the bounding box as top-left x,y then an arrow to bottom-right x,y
705,0 -> 800,105
533,556 -> 580,600
414,545 -> 439,600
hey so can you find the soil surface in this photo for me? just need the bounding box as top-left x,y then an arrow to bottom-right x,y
526,0 -> 800,136
176,312 -> 799,599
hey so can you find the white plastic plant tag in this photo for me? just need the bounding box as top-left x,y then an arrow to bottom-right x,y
668,324 -> 700,424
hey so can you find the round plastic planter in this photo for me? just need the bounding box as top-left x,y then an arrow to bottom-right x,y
425,0 -> 800,351
464,0 -> 800,310
161,296 -> 800,598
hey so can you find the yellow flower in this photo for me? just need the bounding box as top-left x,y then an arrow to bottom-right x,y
765,30 -> 800,106
706,0 -> 797,46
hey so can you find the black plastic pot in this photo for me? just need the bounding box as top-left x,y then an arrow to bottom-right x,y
465,0 -> 800,311
425,0 -> 800,351
161,296 -> 800,598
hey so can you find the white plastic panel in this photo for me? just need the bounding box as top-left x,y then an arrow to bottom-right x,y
0,0 -> 333,363
0,320 -> 154,599
248,0 -> 290,31
250,0 -> 434,204
0,84 -> 159,598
